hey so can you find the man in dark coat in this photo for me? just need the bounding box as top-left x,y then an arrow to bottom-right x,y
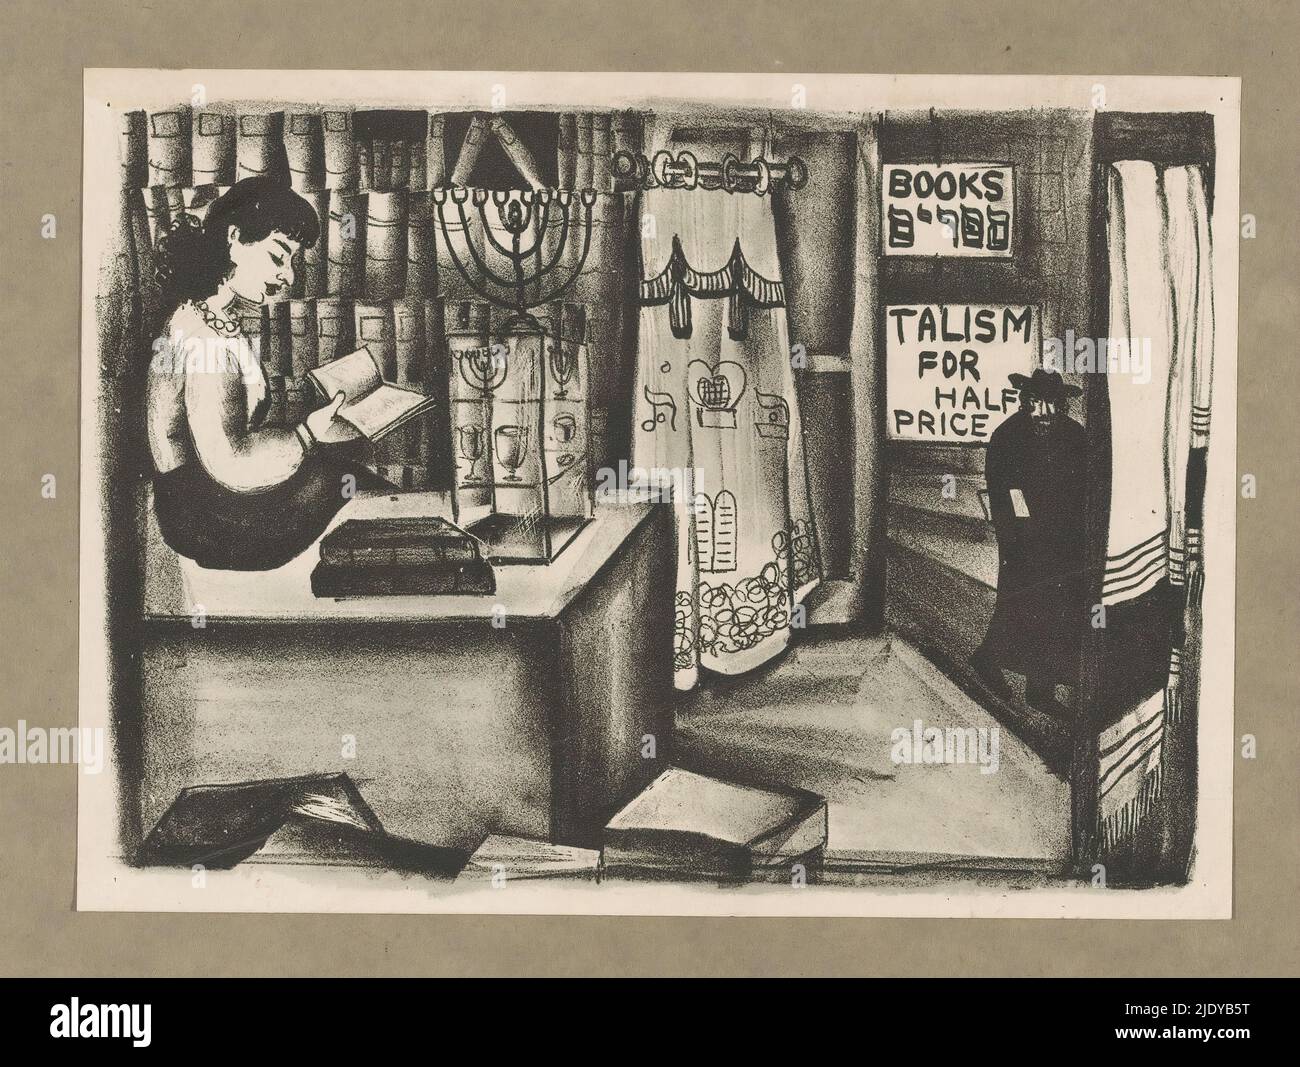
970,369 -> 1087,713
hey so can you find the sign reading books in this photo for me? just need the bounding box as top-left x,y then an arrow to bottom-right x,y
882,163 -> 1013,256
886,304 -> 1038,442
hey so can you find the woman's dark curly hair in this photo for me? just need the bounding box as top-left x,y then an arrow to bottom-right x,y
153,175 -> 320,315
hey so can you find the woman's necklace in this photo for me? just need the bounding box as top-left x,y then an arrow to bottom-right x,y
194,298 -> 241,336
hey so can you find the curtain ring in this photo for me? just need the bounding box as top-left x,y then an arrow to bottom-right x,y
752,157 -> 771,196
611,149 -> 639,184
785,155 -> 809,190
652,150 -> 676,188
678,151 -> 699,190
721,153 -> 742,194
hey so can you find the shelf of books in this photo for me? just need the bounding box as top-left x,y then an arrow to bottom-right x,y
118,105 -> 643,493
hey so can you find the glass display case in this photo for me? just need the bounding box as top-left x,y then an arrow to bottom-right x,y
447,299 -> 592,563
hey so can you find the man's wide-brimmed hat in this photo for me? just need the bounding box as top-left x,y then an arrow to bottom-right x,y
1009,369 -> 1082,401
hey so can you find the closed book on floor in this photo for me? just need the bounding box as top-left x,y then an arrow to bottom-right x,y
318,516 -> 486,568
603,768 -> 827,880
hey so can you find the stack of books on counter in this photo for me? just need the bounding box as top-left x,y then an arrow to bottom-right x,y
311,515 -> 495,598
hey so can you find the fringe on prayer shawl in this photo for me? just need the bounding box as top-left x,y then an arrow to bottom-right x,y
1098,690 -> 1166,851
1101,762 -> 1164,852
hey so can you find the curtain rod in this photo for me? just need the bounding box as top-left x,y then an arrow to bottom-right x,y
612,149 -> 808,195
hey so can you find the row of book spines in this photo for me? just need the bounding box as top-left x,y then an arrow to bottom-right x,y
137,185 -> 623,306
239,298 -> 447,381
135,186 -> 431,302
557,113 -> 641,193
121,109 -> 644,193
245,299 -> 611,386
122,111 -> 445,194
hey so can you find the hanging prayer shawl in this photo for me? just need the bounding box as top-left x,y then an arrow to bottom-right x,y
1096,160 -> 1215,852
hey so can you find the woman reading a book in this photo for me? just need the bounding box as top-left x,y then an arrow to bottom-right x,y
147,176 -> 380,570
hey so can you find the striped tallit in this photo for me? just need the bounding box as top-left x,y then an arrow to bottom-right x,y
1097,161 -> 1215,852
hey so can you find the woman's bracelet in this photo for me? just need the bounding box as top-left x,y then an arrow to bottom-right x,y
294,422 -> 317,452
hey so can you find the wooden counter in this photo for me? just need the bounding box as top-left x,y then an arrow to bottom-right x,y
139,495 -> 676,853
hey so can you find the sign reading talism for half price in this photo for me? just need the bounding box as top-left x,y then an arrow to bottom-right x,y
882,163 -> 1014,256
886,303 -> 1038,443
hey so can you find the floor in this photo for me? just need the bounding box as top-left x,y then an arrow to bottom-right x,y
673,630 -> 1072,873
136,628 -> 1073,891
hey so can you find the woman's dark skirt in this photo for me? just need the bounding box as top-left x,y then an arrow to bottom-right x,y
153,451 -> 383,571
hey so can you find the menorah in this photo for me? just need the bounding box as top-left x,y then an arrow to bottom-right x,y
437,188 -> 598,565
432,186 -> 599,314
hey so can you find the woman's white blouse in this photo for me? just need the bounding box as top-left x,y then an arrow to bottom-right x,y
146,301 -> 307,492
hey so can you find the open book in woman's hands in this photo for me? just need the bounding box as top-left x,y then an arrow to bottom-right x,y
307,348 -> 438,442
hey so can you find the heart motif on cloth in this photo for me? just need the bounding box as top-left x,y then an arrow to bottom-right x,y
688,360 -> 747,412
688,359 -> 747,429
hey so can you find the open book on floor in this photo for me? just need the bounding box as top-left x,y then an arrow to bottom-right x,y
307,347 -> 437,443
603,768 -> 828,882
138,772 -> 467,875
